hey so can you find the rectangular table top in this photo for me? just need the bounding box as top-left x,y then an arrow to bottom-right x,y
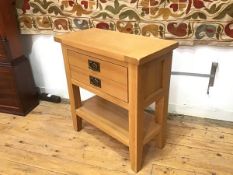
55,28 -> 178,65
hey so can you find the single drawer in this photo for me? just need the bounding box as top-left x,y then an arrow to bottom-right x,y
70,65 -> 128,102
67,50 -> 127,86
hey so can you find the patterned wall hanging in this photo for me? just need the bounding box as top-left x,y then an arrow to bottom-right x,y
16,0 -> 233,46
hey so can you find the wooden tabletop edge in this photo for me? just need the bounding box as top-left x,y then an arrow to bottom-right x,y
125,41 -> 179,65
54,34 -> 63,43
53,30 -> 179,65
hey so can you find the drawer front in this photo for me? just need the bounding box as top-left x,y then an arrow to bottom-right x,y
0,67 -> 20,107
70,67 -> 128,102
67,50 -> 127,86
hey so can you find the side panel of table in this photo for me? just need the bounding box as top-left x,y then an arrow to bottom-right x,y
128,52 -> 172,172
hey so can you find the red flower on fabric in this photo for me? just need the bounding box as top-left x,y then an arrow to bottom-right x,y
22,0 -> 30,13
193,0 -> 205,8
68,1 -> 75,6
61,0 -> 75,7
197,0 -> 212,8
167,22 -> 188,37
186,0 -> 212,13
225,22 -> 233,38
170,0 -> 187,12
150,0 -> 159,6
81,1 -> 88,9
96,22 -> 109,30
170,4 -> 179,12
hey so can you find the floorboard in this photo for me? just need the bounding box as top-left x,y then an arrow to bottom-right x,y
0,101 -> 232,175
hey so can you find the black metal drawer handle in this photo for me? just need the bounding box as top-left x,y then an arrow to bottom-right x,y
89,76 -> 101,88
88,60 -> 100,72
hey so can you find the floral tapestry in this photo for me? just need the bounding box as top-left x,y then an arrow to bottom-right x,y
16,0 -> 233,46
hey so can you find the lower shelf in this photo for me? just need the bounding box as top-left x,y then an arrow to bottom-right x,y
76,96 -> 161,146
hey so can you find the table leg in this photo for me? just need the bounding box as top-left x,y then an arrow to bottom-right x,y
128,64 -> 144,172
155,56 -> 172,148
62,46 -> 82,131
69,85 -> 82,131
129,107 -> 144,172
155,96 -> 167,148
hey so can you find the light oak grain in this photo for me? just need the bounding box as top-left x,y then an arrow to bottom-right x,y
61,47 -> 82,131
68,50 -> 128,85
128,63 -> 144,172
76,96 -> 160,146
70,66 -> 128,102
155,54 -> 172,148
55,29 -> 178,172
71,79 -> 129,110
55,28 -> 178,65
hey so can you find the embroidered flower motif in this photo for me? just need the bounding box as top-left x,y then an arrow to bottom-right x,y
22,0 -> 30,13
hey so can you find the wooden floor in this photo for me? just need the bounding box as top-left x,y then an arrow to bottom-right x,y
0,102 -> 233,175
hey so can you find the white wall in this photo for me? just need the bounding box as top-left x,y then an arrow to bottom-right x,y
22,35 -> 94,100
22,35 -> 233,122
170,46 -> 233,121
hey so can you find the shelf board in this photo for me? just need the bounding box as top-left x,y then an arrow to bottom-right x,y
76,96 -> 161,146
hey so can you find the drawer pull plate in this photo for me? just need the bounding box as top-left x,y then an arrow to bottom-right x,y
89,76 -> 101,88
88,60 -> 100,72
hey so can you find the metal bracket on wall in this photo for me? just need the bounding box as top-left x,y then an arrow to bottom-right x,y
171,62 -> 218,94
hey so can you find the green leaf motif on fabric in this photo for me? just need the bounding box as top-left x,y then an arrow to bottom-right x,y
159,25 -> 164,38
216,26 -> 223,40
98,3 -> 103,10
119,10 -> 140,21
48,6 -> 64,15
110,23 -> 115,30
105,0 -> 127,15
205,3 -> 225,14
30,1 -> 64,15
188,23 -> 192,36
33,0 -> 54,10
92,12 -> 113,19
30,2 -> 46,14
185,12 -> 207,20
214,3 -> 233,19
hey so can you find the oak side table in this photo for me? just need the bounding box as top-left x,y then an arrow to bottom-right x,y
55,28 -> 178,172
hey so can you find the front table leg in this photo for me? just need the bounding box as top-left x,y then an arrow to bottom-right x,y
129,107 -> 144,172
128,64 -> 144,172
62,47 -> 82,131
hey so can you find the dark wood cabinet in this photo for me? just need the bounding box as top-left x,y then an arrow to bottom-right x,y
0,42 -> 7,61
0,0 -> 39,115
